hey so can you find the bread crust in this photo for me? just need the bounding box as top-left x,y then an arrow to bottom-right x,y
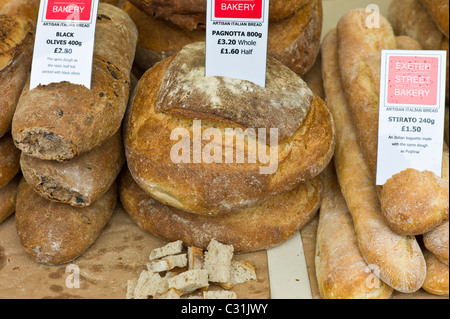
315,164 -> 393,299
118,167 -> 322,253
321,29 -> 426,293
268,0 -> 322,76
129,0 -> 309,30
20,130 -> 125,207
419,0 -> 449,38
424,221 -> 449,265
15,179 -> 117,265
0,173 -> 20,223
0,0 -> 40,22
0,132 -> 20,189
422,249 -> 449,296
11,4 -> 137,161
0,14 -> 34,138
124,43 -> 335,216
388,0 -> 444,50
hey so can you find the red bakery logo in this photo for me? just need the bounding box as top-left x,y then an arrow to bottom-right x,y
45,0 -> 93,21
214,0 -> 263,20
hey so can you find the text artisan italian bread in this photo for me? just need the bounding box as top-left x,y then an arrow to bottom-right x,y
11,3 -> 137,162
124,42 -> 335,216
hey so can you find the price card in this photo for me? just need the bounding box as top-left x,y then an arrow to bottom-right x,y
29,0 -> 100,90
205,0 -> 270,87
376,50 -> 447,185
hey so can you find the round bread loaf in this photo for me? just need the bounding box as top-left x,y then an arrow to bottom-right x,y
424,221 -> 449,265
0,14 -> 34,138
123,1 -> 205,71
0,173 -> 20,223
15,179 -> 117,265
129,0 -> 309,31
0,0 -> 40,22
0,132 -> 20,189
124,42 -> 335,216
119,168 -> 322,253
419,0 -> 449,38
422,249 -> 449,296
11,4 -> 137,162
20,130 -> 125,207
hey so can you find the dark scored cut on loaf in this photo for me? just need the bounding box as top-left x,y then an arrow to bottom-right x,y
124,42 -> 335,216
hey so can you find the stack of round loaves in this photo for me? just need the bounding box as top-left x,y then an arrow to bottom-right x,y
120,41 -> 336,253
0,0 -> 38,223
8,3 -> 138,265
122,0 -> 322,76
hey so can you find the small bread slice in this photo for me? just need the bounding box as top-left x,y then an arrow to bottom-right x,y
147,254 -> 187,272
188,246 -> 204,270
204,239 -> 234,283
203,290 -> 237,299
149,240 -> 184,260
168,269 -> 209,295
231,261 -> 257,284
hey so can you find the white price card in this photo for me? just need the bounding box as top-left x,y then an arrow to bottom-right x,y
376,50 -> 447,185
29,0 -> 100,90
205,0 -> 270,87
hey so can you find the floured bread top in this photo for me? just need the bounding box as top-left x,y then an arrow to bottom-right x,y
0,15 -> 32,70
155,42 -> 313,142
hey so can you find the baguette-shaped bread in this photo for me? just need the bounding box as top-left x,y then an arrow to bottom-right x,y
424,221 -> 449,265
20,130 -> 125,207
15,179 -> 117,265
124,42 -> 334,216
419,0 -> 449,38
388,0 -> 444,50
0,173 -> 20,223
337,8 -> 449,236
422,249 -> 449,296
315,164 -> 394,299
119,167 -> 322,253
321,29 -> 426,293
0,132 -> 20,189
0,14 -> 34,138
11,4 -> 137,162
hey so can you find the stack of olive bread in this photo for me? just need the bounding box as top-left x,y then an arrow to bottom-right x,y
120,41 -> 335,253
316,7 -> 448,298
0,1 -> 37,223
121,0 -> 322,76
9,3 -> 138,265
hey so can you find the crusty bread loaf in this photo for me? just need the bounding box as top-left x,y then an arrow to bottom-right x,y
419,0 -> 449,38
11,4 -> 137,162
0,132 -> 20,189
395,35 -> 423,50
315,164 -> 394,299
422,249 -> 449,296
129,0 -> 309,31
0,173 -> 20,223
123,1 -> 205,71
20,130 -> 125,207
380,146 -> 449,235
15,179 -> 117,265
0,0 -> 40,22
0,14 -> 34,138
268,0 -> 322,76
124,42 -> 334,216
119,167 -> 322,253
424,221 -> 449,265
321,29 -> 426,294
389,0 -> 444,50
